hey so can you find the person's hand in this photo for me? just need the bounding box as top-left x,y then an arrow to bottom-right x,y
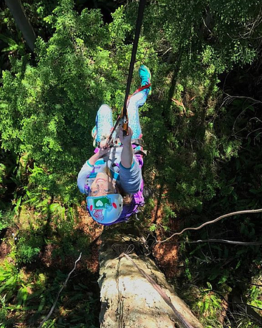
119,127 -> 133,168
99,138 -> 109,149
119,127 -> 133,146
98,138 -> 110,157
98,147 -> 110,157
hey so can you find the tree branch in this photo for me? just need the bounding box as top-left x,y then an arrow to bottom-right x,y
38,252 -> 82,328
158,209 -> 262,244
186,239 -> 262,246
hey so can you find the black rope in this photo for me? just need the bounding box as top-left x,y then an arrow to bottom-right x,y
122,0 -> 147,117
107,0 -> 146,144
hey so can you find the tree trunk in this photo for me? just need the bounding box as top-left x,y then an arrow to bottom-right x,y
98,227 -> 203,328
5,0 -> 36,52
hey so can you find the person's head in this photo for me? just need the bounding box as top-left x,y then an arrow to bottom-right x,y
86,172 -> 124,224
88,172 -> 115,197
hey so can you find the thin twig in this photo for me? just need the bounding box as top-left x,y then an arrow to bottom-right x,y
232,302 -> 262,312
220,94 -> 262,109
250,117 -> 262,124
186,239 -> 262,246
162,47 -> 172,56
246,127 -> 262,139
158,209 -> 262,244
38,252 -> 82,328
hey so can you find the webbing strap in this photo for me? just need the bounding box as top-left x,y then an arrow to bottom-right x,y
122,0 -> 147,117
131,83 -> 151,96
120,252 -> 195,328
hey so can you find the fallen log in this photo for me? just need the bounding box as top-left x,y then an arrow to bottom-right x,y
98,227 -> 203,328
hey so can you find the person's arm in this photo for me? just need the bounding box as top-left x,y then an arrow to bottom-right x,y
89,139 -> 110,165
77,161 -> 94,194
88,151 -> 101,166
118,127 -> 142,193
119,127 -> 133,168
77,143 -> 110,193
119,158 -> 142,194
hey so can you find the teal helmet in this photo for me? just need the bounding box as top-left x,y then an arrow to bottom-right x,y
86,194 -> 123,225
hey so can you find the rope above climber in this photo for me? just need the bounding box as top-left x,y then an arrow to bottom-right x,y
77,65 -> 151,225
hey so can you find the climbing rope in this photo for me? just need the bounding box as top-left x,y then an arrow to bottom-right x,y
108,0 -> 147,144
122,0 -> 146,117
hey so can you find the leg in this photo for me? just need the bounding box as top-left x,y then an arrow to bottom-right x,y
95,104 -> 113,143
127,88 -> 150,140
127,65 -> 151,140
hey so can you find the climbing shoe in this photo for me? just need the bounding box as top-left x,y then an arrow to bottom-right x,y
139,65 -> 151,94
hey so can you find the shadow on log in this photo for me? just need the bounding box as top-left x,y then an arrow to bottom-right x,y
98,224 -> 203,328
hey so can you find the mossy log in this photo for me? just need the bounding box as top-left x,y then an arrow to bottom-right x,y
98,226 -> 203,328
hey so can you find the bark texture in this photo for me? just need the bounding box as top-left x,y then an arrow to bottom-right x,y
98,228 -> 203,328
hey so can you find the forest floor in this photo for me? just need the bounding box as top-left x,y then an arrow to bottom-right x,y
74,199 -> 181,279
0,201 -> 181,327
0,201 -> 180,277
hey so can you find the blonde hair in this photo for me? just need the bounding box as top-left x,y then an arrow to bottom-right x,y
115,184 -> 133,205
106,165 -> 133,205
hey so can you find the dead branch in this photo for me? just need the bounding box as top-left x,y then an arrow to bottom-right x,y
158,209 -> 262,244
38,252 -> 82,328
186,239 -> 262,246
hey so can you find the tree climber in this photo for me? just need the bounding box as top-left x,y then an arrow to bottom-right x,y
77,65 -> 151,225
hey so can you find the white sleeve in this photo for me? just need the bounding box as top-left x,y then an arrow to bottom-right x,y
77,160 -> 94,194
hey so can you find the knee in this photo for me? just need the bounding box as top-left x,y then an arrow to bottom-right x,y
129,91 -> 147,107
128,97 -> 137,106
97,104 -> 112,116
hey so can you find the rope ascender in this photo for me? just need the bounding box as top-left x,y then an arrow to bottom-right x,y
107,0 -> 150,146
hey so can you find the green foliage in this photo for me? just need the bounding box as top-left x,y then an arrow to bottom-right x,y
1,2 -> 106,198
247,278 -> 262,309
0,0 -> 262,327
0,33 -> 24,53
15,236 -> 41,264
0,260 -> 18,290
0,258 -> 99,327
0,211 -> 11,230
195,283 -> 222,314
193,283 -> 223,327
1,0 -> 259,208
0,294 -> 8,325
